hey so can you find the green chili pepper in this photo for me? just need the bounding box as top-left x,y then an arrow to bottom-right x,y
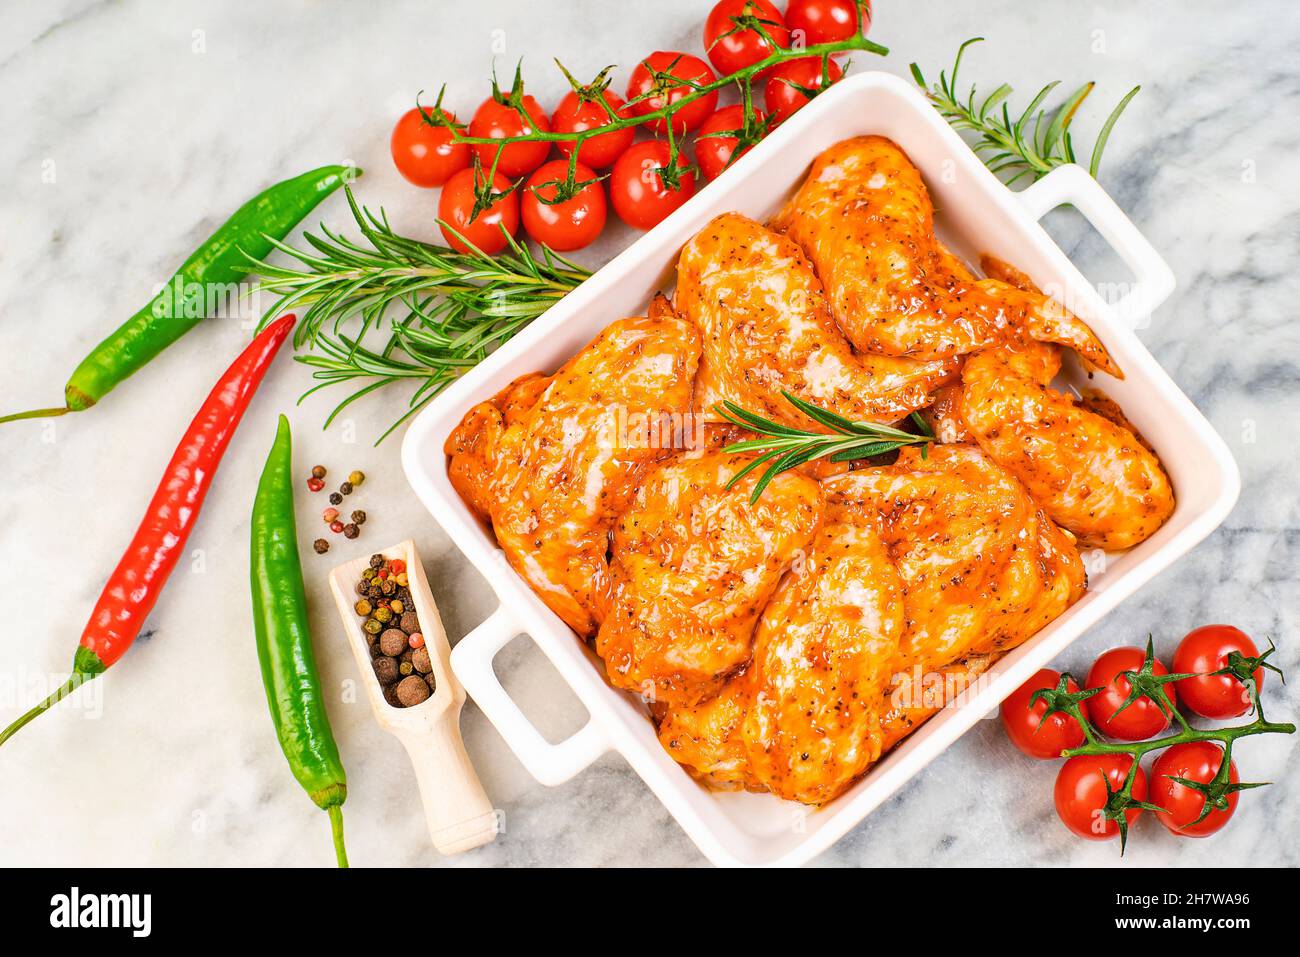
250,414 -> 349,867
1,165 -> 359,426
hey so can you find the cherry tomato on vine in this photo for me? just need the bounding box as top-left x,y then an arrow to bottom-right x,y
625,51 -> 718,136
999,668 -> 1087,760
1054,754 -> 1148,841
695,105 -> 766,181
1149,741 -> 1239,837
390,107 -> 471,187
520,160 -> 607,252
703,0 -> 790,77
785,0 -> 870,46
552,89 -> 634,170
1172,625 -> 1264,719
437,167 -> 520,255
609,140 -> 697,230
763,56 -> 844,124
468,94 -> 552,178
1085,646 -> 1177,741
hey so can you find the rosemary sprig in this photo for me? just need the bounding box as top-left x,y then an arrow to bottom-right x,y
716,391 -> 934,503
1033,636 -> 1294,853
910,37 -> 1140,184
249,187 -> 590,442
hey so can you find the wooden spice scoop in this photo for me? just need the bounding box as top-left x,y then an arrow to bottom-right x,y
328,539 -> 498,855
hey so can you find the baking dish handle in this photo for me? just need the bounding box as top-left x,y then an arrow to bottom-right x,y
1015,164 -> 1176,327
451,606 -> 610,787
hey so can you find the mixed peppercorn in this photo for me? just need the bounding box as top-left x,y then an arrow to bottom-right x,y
353,555 -> 435,708
309,466 -> 367,553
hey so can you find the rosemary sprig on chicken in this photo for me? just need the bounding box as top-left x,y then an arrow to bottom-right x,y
716,391 -> 934,503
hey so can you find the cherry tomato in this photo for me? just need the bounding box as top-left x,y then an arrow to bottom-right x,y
1172,625 -> 1264,719
520,160 -> 607,252
437,167 -> 520,255
552,89 -> 635,170
625,51 -> 719,136
703,0 -> 790,77
999,668 -> 1087,760
609,140 -> 696,230
1054,754 -> 1148,841
1085,646 -> 1177,741
468,94 -> 552,178
1149,741 -> 1239,837
785,0 -> 869,46
390,107 -> 470,188
694,105 -> 766,181
763,56 -> 844,125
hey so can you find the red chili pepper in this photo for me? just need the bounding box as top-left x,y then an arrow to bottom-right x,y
0,315 -> 295,748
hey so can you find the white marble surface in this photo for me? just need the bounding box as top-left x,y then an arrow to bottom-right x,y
1,0 -> 1296,867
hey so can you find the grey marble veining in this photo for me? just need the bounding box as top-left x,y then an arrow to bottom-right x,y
0,0 -> 1295,867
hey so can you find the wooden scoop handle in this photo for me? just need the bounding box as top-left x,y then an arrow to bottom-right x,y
397,715 -> 498,855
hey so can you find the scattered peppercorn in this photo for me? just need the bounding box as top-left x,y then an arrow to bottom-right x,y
307,478 -> 324,492
354,599 -> 372,617
323,507 -> 339,523
329,491 -> 343,505
351,510 -> 366,525
329,520 -> 345,534
339,481 -> 353,496
343,523 -> 359,539
311,465 -> 327,479
312,538 -> 329,554
348,470 -> 365,486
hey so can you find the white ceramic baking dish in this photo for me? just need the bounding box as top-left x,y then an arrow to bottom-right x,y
401,72 -> 1239,867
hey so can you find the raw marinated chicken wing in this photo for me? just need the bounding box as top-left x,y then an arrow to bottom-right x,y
824,445 -> 1086,675
675,212 -> 957,429
960,349 -> 1175,550
657,681 -> 758,792
445,372 -> 552,522
447,313 -> 701,636
597,450 -> 823,706
743,519 -> 906,804
773,136 -> 1120,376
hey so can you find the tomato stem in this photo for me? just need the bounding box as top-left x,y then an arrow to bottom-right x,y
433,34 -> 886,201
